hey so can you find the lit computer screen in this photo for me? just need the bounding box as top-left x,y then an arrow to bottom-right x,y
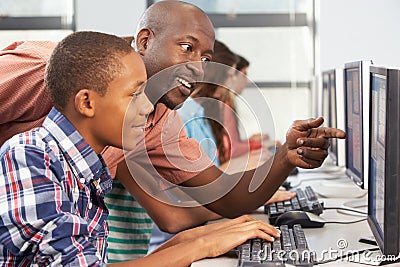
369,72 -> 386,240
345,66 -> 363,186
321,72 -> 330,127
368,66 -> 400,257
322,69 -> 338,164
328,70 -> 338,163
344,61 -> 372,188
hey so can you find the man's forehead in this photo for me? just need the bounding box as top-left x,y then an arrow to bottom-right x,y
170,19 -> 215,42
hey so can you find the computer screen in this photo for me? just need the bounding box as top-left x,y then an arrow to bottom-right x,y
327,71 -> 337,161
322,69 -> 345,166
344,60 -> 372,189
321,71 -> 330,126
368,66 -> 400,257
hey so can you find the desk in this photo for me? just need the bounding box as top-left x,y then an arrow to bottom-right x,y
191,162 -> 400,267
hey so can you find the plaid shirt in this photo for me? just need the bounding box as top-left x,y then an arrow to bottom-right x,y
0,108 -> 112,267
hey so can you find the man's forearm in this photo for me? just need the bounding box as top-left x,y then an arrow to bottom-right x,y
181,144 -> 294,218
117,160 -> 221,233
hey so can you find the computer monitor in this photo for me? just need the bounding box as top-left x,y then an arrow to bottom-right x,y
368,66 -> 400,258
322,68 -> 345,167
344,60 -> 372,189
321,72 -> 330,125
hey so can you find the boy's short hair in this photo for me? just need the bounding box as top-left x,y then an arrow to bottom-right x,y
45,31 -> 134,111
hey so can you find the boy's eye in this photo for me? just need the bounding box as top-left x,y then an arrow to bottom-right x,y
132,89 -> 143,99
181,44 -> 192,52
201,57 -> 211,63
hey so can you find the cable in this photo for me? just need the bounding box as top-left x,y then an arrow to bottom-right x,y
315,247 -> 380,265
289,176 -> 344,188
324,218 -> 367,224
324,206 -> 367,215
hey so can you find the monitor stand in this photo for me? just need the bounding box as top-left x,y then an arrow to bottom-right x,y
358,236 -> 377,246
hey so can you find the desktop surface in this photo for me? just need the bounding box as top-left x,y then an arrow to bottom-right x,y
191,163 -> 400,267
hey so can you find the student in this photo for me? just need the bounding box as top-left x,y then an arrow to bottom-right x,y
0,30 -> 281,267
0,1 -> 345,262
209,53 -> 275,169
231,54 -> 279,148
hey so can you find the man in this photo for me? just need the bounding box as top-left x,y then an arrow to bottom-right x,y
0,1 -> 345,262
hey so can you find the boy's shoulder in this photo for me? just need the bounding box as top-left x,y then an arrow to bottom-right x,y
0,127 -> 54,157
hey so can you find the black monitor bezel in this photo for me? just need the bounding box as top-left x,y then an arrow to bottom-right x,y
367,66 -> 400,256
344,61 -> 365,188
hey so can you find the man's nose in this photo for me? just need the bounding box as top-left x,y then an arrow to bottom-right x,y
186,61 -> 204,80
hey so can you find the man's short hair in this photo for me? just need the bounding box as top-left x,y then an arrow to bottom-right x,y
45,31 -> 133,111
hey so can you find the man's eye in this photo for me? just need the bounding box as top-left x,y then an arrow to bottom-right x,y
181,44 -> 192,51
201,57 -> 211,63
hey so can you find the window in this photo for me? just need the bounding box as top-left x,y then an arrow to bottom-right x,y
0,0 -> 74,48
148,0 -> 318,140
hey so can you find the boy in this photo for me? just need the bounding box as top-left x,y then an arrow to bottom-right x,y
0,31 -> 280,266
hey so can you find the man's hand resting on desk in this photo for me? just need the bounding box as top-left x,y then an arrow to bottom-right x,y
284,117 -> 346,169
152,215 -> 280,258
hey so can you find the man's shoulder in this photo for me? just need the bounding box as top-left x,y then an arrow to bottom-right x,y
151,103 -> 181,127
1,40 -> 57,61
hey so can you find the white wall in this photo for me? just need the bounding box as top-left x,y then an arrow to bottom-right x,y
319,0 -> 400,70
75,0 -> 146,36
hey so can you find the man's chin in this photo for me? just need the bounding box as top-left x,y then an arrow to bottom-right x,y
159,94 -> 187,110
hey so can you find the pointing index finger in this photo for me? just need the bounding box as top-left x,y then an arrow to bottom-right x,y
323,127 -> 346,139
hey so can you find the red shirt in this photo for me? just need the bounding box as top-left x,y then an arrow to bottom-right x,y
0,41 -> 57,146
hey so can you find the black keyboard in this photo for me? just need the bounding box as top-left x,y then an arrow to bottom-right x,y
265,186 -> 324,225
236,224 -> 314,267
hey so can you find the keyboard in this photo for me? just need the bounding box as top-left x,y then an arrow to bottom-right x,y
236,224 -> 314,267
265,186 -> 324,225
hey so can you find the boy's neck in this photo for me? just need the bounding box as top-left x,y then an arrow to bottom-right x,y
62,109 -> 104,155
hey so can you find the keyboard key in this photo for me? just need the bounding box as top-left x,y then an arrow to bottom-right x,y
264,186 -> 324,224
236,224 -> 314,267
305,186 -> 318,201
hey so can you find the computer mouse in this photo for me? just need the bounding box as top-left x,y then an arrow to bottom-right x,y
274,210 -> 325,228
290,167 -> 299,176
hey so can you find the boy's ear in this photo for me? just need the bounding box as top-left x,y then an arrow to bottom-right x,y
135,28 -> 152,56
74,89 -> 95,118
